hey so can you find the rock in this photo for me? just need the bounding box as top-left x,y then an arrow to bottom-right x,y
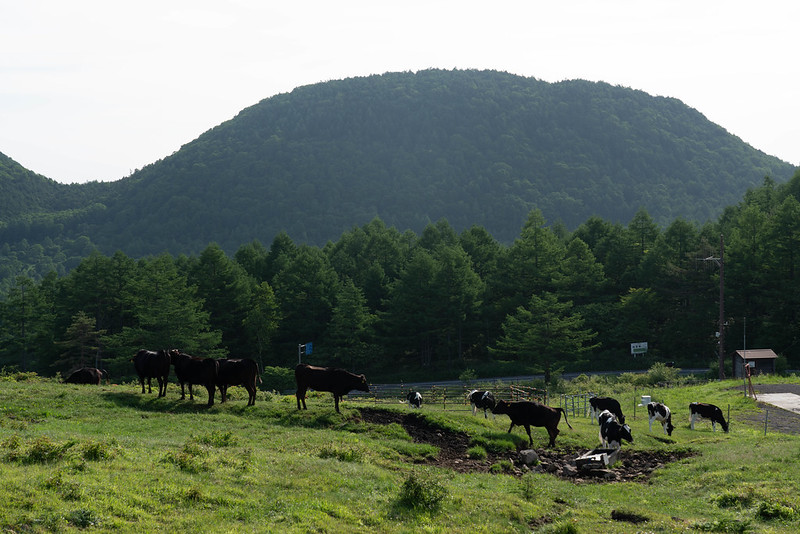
562,465 -> 578,477
518,449 -> 540,466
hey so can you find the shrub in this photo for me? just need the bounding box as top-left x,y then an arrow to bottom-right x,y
398,472 -> 447,512
756,501 -> 796,521
466,446 -> 487,460
261,366 -> 295,392
319,443 -> 363,462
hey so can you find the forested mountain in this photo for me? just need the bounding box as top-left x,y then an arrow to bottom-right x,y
1,69 -> 794,270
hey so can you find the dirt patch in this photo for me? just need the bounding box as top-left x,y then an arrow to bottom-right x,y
357,407 -> 693,483
736,383 -> 800,435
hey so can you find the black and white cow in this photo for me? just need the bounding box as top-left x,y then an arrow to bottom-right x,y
467,390 -> 496,419
589,396 -> 625,424
407,390 -> 422,408
689,402 -> 729,433
598,409 -> 633,448
647,402 -> 674,436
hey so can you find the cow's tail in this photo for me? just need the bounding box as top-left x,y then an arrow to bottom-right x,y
558,407 -> 574,429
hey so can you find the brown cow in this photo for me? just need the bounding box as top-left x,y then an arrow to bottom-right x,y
492,399 -> 573,447
132,349 -> 171,397
216,358 -> 260,406
295,363 -> 369,413
168,349 -> 218,407
64,367 -> 106,385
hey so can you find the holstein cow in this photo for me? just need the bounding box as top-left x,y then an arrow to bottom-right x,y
598,409 -> 633,448
168,349 -> 219,407
407,390 -> 422,408
689,402 -> 729,433
132,349 -> 171,397
467,389 -> 496,419
647,402 -> 674,436
589,396 -> 626,424
295,363 -> 369,413
64,367 -> 106,385
216,358 -> 260,406
492,400 -> 572,447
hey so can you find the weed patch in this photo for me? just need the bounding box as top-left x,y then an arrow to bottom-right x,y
397,471 -> 448,512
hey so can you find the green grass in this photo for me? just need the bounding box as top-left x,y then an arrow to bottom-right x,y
1,376 -> 799,532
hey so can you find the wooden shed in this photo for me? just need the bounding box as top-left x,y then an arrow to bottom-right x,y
734,349 -> 778,377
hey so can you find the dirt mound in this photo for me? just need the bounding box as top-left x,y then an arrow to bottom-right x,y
357,408 -> 694,483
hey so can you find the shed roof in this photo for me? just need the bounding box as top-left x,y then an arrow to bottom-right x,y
735,349 -> 778,360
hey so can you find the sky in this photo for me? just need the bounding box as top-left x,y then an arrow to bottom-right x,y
2,1 -> 799,184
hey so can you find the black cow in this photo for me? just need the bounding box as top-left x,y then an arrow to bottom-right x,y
295,363 -> 369,413
217,358 -> 260,406
492,400 -> 572,447
64,367 -> 106,385
168,349 -> 218,407
132,349 -> 171,397
407,390 -> 422,408
689,402 -> 729,433
598,409 -> 633,448
589,396 -> 625,424
647,402 -> 674,436
467,389 -> 496,419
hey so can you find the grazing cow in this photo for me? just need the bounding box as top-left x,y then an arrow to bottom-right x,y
295,363 -> 369,413
64,367 -> 106,385
492,400 -> 572,447
132,349 -> 171,397
647,402 -> 674,436
168,349 -> 218,407
689,402 -> 729,433
598,409 -> 633,448
589,396 -> 626,424
407,390 -> 422,408
467,389 -> 496,419
216,358 -> 260,406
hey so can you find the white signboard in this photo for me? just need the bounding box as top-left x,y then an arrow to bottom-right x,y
630,342 -> 648,355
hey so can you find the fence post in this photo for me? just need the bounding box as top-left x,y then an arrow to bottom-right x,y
443,386 -> 447,411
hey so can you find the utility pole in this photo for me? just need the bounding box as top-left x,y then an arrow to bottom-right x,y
718,234 -> 725,380
703,234 -> 725,380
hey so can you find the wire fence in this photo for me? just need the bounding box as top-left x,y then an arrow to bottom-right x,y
347,382 -> 548,410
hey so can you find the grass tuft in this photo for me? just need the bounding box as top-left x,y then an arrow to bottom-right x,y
397,471 -> 448,512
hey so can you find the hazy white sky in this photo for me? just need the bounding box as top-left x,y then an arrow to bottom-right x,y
2,1 -> 798,184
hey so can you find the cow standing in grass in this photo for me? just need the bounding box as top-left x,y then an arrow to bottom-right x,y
217,358 -> 260,406
132,349 -> 171,397
689,402 -> 729,432
589,396 -> 626,424
407,390 -> 422,408
492,399 -> 572,447
647,402 -> 674,436
467,390 -> 496,419
168,349 -> 219,407
295,364 -> 369,413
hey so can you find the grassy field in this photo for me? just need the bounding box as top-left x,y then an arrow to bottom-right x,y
1,372 -> 799,533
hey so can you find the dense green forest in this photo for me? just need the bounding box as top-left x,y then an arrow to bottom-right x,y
0,69 -> 794,295
2,171 -> 799,383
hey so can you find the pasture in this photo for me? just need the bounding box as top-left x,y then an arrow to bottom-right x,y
1,372 -> 799,533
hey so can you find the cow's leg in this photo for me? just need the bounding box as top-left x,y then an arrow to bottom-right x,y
690,413 -> 696,430
139,378 -> 146,394
296,388 -> 306,410
147,377 -> 153,394
180,382 -> 186,400
219,385 -> 227,403
507,422 -> 516,434
206,384 -> 214,407
547,426 -> 559,447
590,407 -> 596,424
648,417 -> 653,432
246,384 -> 256,406
483,408 -> 488,419
472,404 -> 477,416
711,420 -> 716,432
334,394 -> 340,413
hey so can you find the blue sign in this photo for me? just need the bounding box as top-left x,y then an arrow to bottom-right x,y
305,342 -> 313,355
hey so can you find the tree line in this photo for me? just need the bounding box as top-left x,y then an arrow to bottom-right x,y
1,172 -> 799,382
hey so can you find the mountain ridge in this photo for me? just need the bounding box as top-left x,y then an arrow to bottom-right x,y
1,69 -> 795,259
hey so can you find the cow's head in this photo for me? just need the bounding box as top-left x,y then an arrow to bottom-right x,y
492,400 -> 510,414
357,374 -> 369,392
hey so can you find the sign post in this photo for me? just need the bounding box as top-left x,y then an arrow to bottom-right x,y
298,342 -> 313,364
630,342 -> 648,356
